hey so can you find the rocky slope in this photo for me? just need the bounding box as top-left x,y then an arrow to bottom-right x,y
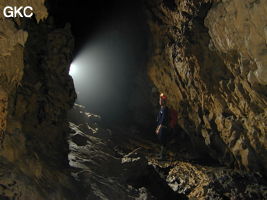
145,0 -> 267,176
68,104 -> 267,200
68,104 -> 187,200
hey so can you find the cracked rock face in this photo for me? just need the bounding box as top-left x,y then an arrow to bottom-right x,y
205,0 -> 267,85
145,0 -> 267,176
164,161 -> 267,200
0,0 -> 47,144
0,0 -> 77,199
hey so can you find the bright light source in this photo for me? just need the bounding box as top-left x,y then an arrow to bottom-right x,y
69,63 -> 77,76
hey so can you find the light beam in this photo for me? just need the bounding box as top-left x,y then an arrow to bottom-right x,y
69,63 -> 77,77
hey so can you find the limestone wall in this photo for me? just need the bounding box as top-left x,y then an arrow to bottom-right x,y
145,0 -> 267,176
0,0 -> 77,199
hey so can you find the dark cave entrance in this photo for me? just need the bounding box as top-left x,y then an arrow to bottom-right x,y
46,0 -> 154,127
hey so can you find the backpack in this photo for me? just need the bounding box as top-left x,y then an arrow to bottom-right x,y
168,108 -> 178,129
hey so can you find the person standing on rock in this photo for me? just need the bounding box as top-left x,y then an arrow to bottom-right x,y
155,93 -> 169,160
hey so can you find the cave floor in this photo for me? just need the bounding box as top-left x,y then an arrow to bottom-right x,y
67,104 -> 267,200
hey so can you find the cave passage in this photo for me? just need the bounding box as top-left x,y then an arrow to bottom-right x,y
47,0 -> 149,124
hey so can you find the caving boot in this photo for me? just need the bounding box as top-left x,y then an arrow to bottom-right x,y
157,145 -> 166,160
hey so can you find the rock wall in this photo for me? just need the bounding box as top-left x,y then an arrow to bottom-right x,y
145,0 -> 267,176
0,0 -> 77,199
0,0 -> 48,149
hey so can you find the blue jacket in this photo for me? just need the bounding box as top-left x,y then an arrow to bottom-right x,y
157,106 -> 169,127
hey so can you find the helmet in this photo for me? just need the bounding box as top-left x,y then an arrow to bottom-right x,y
160,93 -> 167,100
